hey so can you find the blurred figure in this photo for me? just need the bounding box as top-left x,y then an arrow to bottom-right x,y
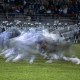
2,27 -> 5,32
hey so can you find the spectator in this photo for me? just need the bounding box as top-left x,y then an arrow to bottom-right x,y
39,4 -> 46,14
0,3 -> 4,13
59,7 -> 63,15
20,6 -> 24,14
2,27 -> 5,32
34,2 -> 41,14
62,5 -> 68,17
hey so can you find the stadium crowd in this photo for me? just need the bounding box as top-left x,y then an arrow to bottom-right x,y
0,0 -> 80,20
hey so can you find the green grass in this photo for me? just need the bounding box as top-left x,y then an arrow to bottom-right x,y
0,44 -> 80,80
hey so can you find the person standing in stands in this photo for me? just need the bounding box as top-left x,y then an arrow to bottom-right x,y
2,27 -> 5,32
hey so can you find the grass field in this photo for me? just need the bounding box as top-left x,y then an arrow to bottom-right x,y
0,44 -> 80,80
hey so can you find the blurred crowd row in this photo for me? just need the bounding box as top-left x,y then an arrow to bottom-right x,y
0,0 -> 80,20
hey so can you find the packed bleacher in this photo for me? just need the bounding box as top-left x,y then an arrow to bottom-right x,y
0,0 -> 80,21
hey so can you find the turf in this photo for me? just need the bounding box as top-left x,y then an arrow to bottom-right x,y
0,44 -> 80,80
